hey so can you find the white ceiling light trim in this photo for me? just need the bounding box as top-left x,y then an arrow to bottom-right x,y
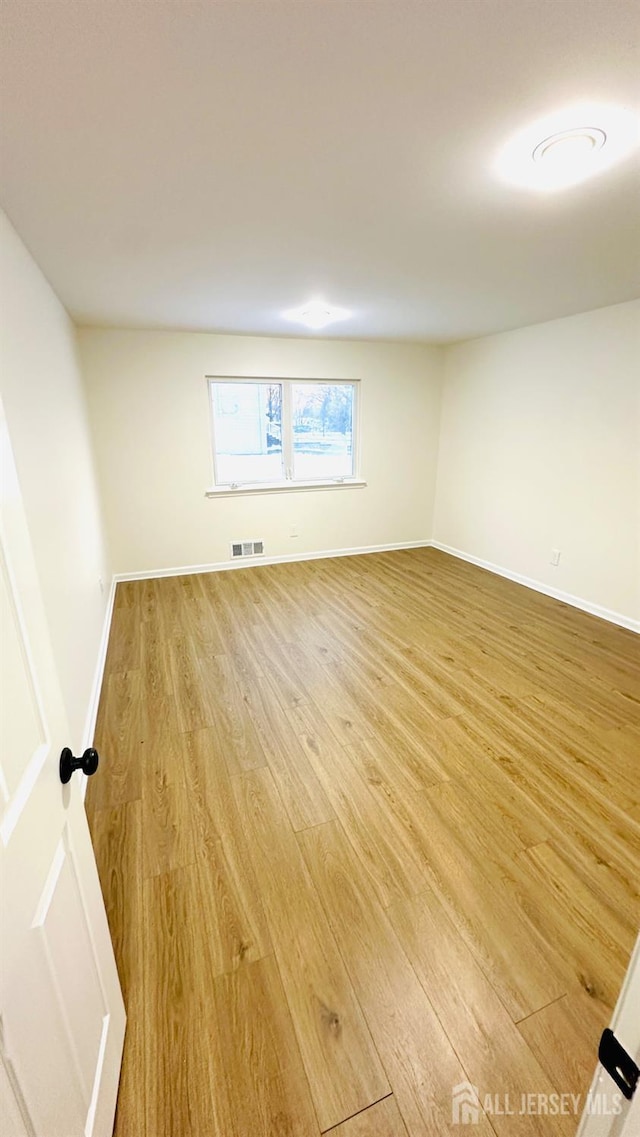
283,299 -> 352,330
495,103 -> 639,192
532,126 -> 606,164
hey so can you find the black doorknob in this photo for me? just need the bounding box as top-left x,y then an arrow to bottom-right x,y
59,747 -> 99,784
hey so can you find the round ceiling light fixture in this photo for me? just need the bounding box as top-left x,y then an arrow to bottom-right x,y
495,103 -> 638,192
532,126 -> 607,164
283,299 -> 351,330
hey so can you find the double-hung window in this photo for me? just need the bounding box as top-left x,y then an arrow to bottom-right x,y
207,378 -> 362,492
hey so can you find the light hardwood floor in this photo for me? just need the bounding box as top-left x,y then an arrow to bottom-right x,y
86,548 -> 640,1136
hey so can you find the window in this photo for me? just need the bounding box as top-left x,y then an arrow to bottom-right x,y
208,378 -> 361,492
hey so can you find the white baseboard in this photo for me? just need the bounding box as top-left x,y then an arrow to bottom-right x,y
112,540 -> 433,583
431,541 -> 640,633
81,575 -> 117,754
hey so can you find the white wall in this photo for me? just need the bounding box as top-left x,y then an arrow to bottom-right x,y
434,300 -> 640,625
78,329 -> 443,574
0,211 -> 111,744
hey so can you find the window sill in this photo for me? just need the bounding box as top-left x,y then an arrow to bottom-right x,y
205,478 -> 367,498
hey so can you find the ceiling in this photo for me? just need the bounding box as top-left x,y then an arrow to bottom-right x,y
1,0 -> 639,342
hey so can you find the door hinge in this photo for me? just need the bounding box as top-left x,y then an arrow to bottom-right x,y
598,1028 -> 639,1100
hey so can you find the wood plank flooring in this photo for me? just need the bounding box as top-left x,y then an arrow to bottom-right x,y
85,548 -> 640,1136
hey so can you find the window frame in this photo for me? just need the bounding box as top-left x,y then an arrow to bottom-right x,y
205,376 -> 365,496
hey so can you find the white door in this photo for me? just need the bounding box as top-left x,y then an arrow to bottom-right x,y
0,397 -> 125,1136
577,932 -> 640,1137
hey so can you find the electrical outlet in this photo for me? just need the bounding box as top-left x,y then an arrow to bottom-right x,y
290,523 -> 299,538
550,549 -> 561,567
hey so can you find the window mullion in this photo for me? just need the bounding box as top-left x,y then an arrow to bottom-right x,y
282,381 -> 294,479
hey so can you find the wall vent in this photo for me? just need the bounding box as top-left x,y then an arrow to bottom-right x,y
231,540 -> 265,559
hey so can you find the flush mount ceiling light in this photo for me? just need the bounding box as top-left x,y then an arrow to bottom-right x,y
283,299 -> 351,330
495,103 -> 639,192
532,126 -> 607,164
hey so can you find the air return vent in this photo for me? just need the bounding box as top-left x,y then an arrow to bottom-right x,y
231,540 -> 265,559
